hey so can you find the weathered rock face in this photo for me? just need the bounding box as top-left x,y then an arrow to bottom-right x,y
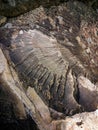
0,48 -> 49,130
50,110 -> 98,130
0,46 -> 98,130
0,28 -> 81,115
78,76 -> 98,112
0,1 -> 98,130
0,1 -> 98,115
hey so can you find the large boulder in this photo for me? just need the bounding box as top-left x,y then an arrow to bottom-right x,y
0,1 -> 98,130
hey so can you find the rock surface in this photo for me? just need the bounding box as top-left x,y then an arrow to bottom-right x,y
0,1 -> 98,130
50,110 -> 98,130
0,47 -> 98,130
78,76 -> 98,111
0,48 -> 51,130
0,0 -> 65,17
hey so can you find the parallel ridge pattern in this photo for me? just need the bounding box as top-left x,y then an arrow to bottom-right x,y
8,29 -> 81,115
0,2 -> 97,115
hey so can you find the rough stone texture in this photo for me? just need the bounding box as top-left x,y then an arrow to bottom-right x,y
0,49 -> 27,120
0,1 -> 98,130
0,47 -> 98,130
0,48 -> 51,130
78,76 -> 98,111
0,28 -> 82,115
27,87 -> 52,124
50,110 -> 98,130
0,1 -> 98,115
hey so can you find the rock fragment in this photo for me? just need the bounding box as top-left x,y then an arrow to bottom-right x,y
78,76 -> 98,111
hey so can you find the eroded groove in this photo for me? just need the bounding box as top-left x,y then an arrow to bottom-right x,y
63,69 -> 81,115
33,64 -> 43,79
57,75 -> 66,100
38,69 -> 49,88
50,74 -> 60,99
21,56 -> 39,75
0,2 -> 97,119
30,65 -> 41,78
26,62 -> 39,77
43,73 -> 53,89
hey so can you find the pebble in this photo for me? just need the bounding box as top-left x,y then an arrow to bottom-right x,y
19,30 -> 24,35
86,48 -> 91,54
0,16 -> 7,26
95,109 -> 98,116
57,16 -> 64,25
4,23 -> 13,28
